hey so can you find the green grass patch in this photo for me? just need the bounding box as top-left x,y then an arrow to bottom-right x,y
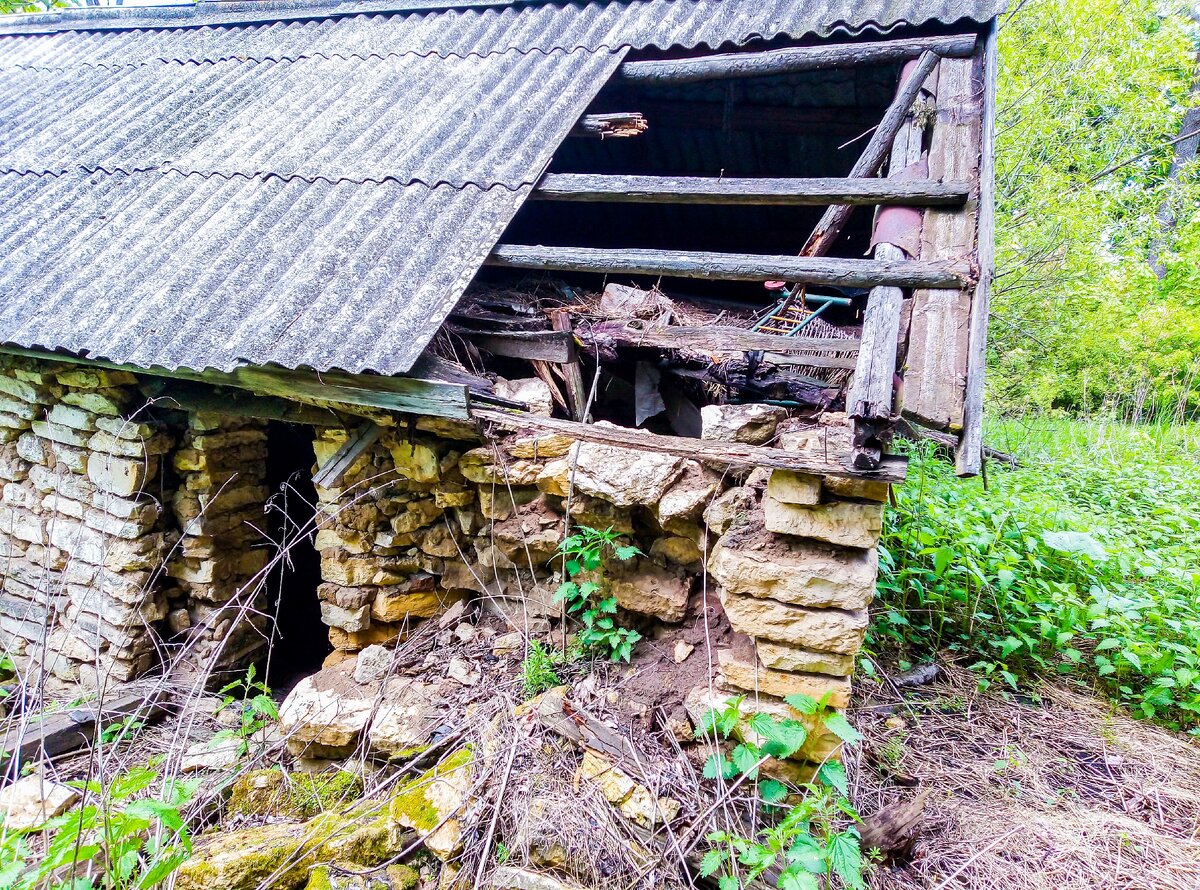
875,419 -> 1200,731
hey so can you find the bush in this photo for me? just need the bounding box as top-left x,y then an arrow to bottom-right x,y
875,421 -> 1200,731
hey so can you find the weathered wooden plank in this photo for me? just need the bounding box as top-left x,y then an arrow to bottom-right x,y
568,112 -> 647,138
802,51 -> 941,258
581,320 -> 860,358
848,243 -> 906,468
957,28 -> 998,478
140,379 -> 341,426
903,55 -> 982,433
619,34 -> 976,84
460,329 -> 576,363
232,368 -> 471,420
533,174 -> 969,206
486,245 -> 968,289
313,422 -> 383,489
640,101 -> 882,135
549,309 -> 588,421
472,408 -> 907,483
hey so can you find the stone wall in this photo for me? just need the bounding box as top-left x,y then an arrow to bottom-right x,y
0,359 -> 173,694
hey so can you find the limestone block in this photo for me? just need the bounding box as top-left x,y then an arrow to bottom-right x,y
328,623 -> 406,652
433,483 -> 474,508
317,583 -> 375,610
0,775 -> 80,831
568,431 -> 686,508
390,498 -> 444,534
88,453 -> 154,498
649,535 -> 703,567
190,429 -> 268,450
55,368 -> 137,388
0,413 -> 29,430
717,647 -> 851,708
30,464 -> 94,501
42,493 -> 86,519
417,524 -> 462,559
384,440 -> 440,483
505,432 -> 574,459
702,486 -> 756,536
479,485 -> 539,521
94,416 -> 155,440
718,589 -> 868,654
0,376 -> 54,404
535,459 -> 571,497
61,388 -> 129,416
578,749 -> 680,828
31,421 -> 89,448
823,476 -> 890,502
459,449 -> 542,486
0,506 -> 46,545
755,641 -> 855,677
708,525 -> 876,610
49,520 -> 161,570
777,415 -> 852,455
320,601 -> 371,633
700,404 -> 787,445
367,679 -> 443,757
494,377 -> 553,416
278,665 -> 376,757
657,460 -> 721,528
766,470 -> 821,506
88,430 -> 171,459
762,497 -> 884,550
315,527 -> 369,554
3,483 -> 38,510
16,432 -> 48,466
0,445 -> 27,482
48,442 -> 88,475
84,507 -> 158,539
0,396 -> 38,421
321,555 -> 419,587
609,560 -> 690,623
47,403 -> 97,432
89,491 -> 160,522
372,586 -> 460,623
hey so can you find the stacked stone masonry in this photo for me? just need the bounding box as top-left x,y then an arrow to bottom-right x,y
0,359 -> 889,773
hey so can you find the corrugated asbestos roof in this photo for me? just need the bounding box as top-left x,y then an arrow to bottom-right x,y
0,0 -> 1004,377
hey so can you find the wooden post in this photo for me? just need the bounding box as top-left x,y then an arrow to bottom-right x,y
550,309 -> 587,421
956,25 -> 999,477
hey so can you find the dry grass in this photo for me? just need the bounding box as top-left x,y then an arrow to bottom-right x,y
852,664 -> 1200,890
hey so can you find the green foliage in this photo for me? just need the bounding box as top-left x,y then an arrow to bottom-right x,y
0,0 -> 69,15
875,422 -> 1200,730
698,697 -> 865,890
99,716 -> 144,747
212,663 -> 279,758
553,526 -> 643,662
520,641 -> 564,699
992,0 -> 1200,417
0,764 -> 199,890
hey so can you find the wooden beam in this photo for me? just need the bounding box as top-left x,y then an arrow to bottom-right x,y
532,174 -> 969,207
581,320 -> 859,358
313,422 -> 383,489
568,112 -> 647,138
486,245 -> 968,289
619,34 -> 976,85
639,101 -> 886,135
457,329 -> 576,363
549,309 -> 588,421
0,346 -> 472,420
473,408 -> 907,484
139,379 -> 341,426
801,51 -> 941,258
957,26 -> 998,478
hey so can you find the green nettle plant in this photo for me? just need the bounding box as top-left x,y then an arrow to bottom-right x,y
521,640 -> 564,699
0,764 -> 199,890
553,526 -> 643,662
212,663 -> 280,758
699,694 -> 866,890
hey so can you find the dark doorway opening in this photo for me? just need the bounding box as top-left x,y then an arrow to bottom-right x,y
262,421 -> 330,692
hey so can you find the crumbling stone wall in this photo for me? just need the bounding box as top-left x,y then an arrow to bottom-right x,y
0,359 -> 173,694
309,387 -> 889,774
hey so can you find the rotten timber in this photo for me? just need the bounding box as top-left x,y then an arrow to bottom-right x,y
458,329 -> 576,363
569,112 -> 647,138
619,34 -> 975,84
957,26 -> 999,478
313,421 -> 384,489
801,51 -> 941,258
533,174 -> 969,207
473,408 -> 907,483
582,320 -> 859,366
140,378 -> 341,426
486,245 -> 968,289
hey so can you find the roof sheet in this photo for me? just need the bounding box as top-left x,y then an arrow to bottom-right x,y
0,0 -> 1004,377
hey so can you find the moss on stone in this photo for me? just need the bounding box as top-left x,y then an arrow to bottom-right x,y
229,768 -> 364,821
385,865 -> 420,890
386,747 -> 473,832
304,865 -> 335,890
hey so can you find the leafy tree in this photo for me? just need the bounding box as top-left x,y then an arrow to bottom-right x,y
990,0 -> 1200,418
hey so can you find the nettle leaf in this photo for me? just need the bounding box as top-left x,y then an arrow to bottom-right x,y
565,558 -> 581,576
699,848 -> 727,878
783,694 -> 819,715
817,760 -> 849,797
778,867 -> 821,890
731,744 -> 761,778
718,875 -> 740,890
613,544 -> 641,561
828,832 -> 865,890
703,753 -> 731,780
758,779 -> 788,804
821,712 -> 862,746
